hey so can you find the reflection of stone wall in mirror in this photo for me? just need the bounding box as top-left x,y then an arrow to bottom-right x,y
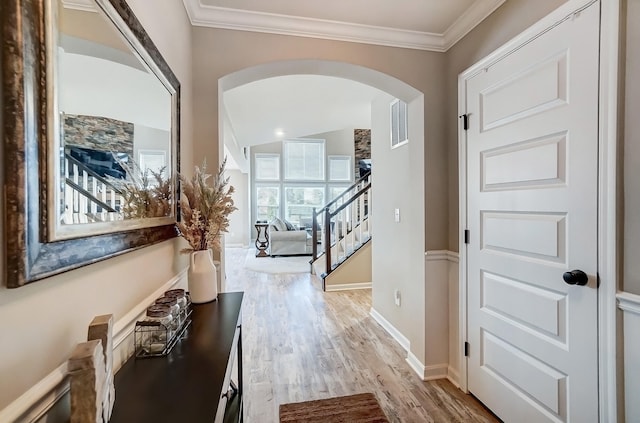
55,1 -> 172,226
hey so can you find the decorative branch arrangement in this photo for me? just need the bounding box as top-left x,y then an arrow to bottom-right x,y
176,158 -> 237,254
109,158 -> 172,219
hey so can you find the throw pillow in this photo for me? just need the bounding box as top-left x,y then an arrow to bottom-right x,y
269,217 -> 287,232
283,219 -> 296,231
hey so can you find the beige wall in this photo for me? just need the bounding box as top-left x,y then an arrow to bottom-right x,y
0,0 -> 193,411
227,169 -> 250,247
371,93 -> 427,362
444,0 -> 569,251
193,27 -> 448,250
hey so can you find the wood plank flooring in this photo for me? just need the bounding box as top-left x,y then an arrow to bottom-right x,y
224,248 -> 500,423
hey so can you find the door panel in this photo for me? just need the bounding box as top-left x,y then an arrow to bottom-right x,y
481,132 -> 567,190
480,52 -> 568,132
464,2 -> 600,422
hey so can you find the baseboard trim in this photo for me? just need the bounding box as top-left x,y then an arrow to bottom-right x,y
325,282 -> 372,292
0,268 -> 187,423
447,367 -> 461,388
424,363 -> 449,381
406,352 -> 426,379
369,308 -> 410,352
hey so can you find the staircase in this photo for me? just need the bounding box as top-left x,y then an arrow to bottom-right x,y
310,171 -> 372,291
61,153 -> 125,224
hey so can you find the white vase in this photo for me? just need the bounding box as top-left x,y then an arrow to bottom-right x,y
188,249 -> 218,303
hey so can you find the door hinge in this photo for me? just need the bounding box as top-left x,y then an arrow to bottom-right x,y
464,342 -> 470,357
459,114 -> 469,130
464,229 -> 470,244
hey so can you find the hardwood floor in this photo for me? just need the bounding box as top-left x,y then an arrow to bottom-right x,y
224,248 -> 500,423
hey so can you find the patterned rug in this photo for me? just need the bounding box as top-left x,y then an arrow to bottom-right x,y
279,393 -> 389,422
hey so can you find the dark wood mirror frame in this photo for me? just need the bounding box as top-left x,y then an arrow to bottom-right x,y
2,0 -> 180,288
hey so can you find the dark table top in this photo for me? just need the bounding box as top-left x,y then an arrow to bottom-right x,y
110,292 -> 244,422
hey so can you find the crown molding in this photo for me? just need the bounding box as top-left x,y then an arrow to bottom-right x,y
443,0 -> 507,47
182,0 -> 506,52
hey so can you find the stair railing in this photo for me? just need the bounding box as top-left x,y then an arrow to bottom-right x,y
311,170 -> 371,277
62,153 -> 124,223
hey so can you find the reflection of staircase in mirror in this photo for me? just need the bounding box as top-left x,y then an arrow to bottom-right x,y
61,153 -> 125,224
310,171 -> 372,291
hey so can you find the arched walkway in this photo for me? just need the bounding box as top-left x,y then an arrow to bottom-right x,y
219,59 -> 429,372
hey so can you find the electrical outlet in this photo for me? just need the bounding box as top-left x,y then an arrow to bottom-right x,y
394,208 -> 400,223
394,289 -> 401,307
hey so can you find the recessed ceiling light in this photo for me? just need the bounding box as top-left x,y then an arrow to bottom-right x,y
275,129 -> 285,137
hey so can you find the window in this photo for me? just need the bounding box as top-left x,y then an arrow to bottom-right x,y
284,140 -> 325,180
284,186 -> 325,225
139,149 -> 167,175
255,185 -> 280,222
328,156 -> 351,181
329,186 -> 349,203
255,154 -> 280,180
390,99 -> 408,148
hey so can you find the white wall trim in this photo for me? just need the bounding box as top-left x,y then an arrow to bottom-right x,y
447,367 -> 461,388
369,308 -> 410,351
424,250 -> 459,263
447,251 -> 459,263
0,269 -> 187,423
325,282 -> 372,292
405,352 -> 426,379
404,356 -> 448,382
370,308 -> 437,381
182,0 -> 505,52
617,292 -> 640,316
423,363 -> 449,381
598,0 -> 621,421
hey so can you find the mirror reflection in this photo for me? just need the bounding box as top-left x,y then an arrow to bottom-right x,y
54,0 -> 173,234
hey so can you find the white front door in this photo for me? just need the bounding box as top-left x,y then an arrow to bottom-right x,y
463,2 -> 600,422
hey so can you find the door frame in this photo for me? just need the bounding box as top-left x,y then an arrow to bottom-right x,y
457,0 -> 621,421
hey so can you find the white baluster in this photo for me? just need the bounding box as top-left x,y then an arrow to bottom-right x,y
91,177 -> 98,213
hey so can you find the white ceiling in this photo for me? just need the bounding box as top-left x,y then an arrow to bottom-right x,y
224,75 -> 382,149
194,0 -> 507,169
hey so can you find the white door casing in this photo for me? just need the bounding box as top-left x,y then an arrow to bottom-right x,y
460,1 -> 600,422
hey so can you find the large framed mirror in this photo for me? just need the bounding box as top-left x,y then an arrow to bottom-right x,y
2,0 -> 180,288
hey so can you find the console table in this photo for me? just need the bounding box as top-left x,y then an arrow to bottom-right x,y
111,292 -> 244,423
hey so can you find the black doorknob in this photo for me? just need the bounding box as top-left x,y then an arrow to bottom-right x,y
562,270 -> 588,286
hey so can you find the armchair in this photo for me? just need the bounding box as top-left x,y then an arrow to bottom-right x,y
268,218 -> 312,256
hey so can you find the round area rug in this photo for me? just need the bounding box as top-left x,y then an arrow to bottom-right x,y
243,249 -> 311,274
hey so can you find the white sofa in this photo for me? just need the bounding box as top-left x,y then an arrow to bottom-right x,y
268,218 -> 312,256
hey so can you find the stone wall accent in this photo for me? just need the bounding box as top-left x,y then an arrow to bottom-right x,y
64,113 -> 134,157
354,129 -> 371,176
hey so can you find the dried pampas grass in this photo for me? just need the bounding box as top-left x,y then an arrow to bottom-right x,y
177,158 -> 237,254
